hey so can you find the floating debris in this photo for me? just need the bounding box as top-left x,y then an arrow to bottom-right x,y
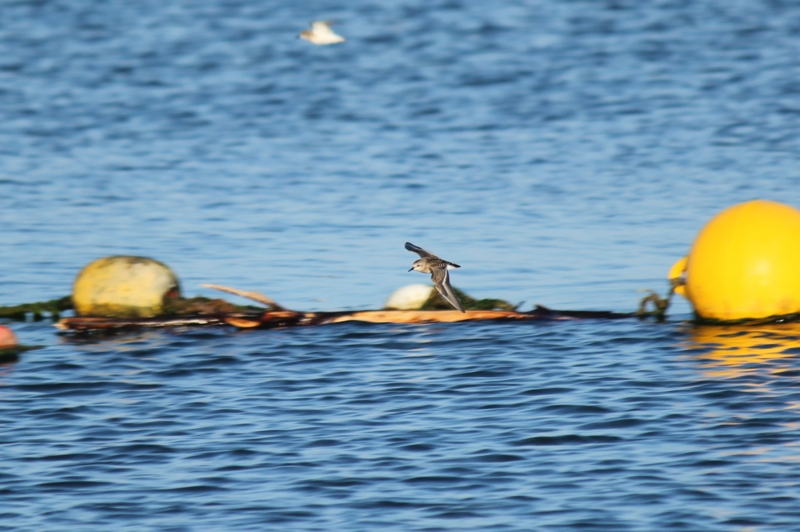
299,20 -> 345,45
56,284 -> 634,332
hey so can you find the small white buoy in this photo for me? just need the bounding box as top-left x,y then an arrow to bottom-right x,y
384,284 -> 434,310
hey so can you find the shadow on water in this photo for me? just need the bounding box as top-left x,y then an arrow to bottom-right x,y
0,349 -> 21,368
0,345 -> 43,368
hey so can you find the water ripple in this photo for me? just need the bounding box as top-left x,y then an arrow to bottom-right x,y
3,0 -> 800,529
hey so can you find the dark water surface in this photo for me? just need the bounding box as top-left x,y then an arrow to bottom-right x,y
3,0 -> 800,530
5,320 -> 800,531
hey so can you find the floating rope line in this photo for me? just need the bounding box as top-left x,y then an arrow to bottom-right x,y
636,288 -> 674,322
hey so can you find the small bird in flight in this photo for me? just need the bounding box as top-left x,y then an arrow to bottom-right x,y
405,242 -> 465,312
299,21 -> 346,45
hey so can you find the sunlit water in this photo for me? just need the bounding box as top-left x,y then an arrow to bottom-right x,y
2,0 -> 800,530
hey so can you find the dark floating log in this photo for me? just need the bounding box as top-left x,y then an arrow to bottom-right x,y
56,306 -> 633,332
54,284 -> 634,332
55,314 -> 230,331
200,284 -> 287,311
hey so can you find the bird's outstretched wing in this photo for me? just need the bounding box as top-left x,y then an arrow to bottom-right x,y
405,242 -> 436,259
431,267 -> 465,312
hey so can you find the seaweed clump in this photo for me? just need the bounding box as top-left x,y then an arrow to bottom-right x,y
420,287 -> 520,312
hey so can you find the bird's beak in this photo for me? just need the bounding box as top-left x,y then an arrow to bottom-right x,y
408,267 -> 414,272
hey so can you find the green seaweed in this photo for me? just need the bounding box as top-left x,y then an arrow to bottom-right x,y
690,311 -> 800,326
636,289 -> 673,322
0,296 -> 73,321
635,285 -> 800,325
0,295 -> 265,321
419,287 -> 520,312
161,296 -> 264,316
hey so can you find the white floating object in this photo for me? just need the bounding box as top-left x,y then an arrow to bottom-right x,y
384,284 -> 434,310
299,20 -> 345,45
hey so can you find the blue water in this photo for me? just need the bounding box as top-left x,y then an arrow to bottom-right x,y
3,0 -> 800,529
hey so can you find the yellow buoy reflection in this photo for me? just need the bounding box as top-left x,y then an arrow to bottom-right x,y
682,322 -> 800,379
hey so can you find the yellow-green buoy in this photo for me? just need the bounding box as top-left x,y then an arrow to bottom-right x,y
669,200 -> 800,322
72,256 -> 181,318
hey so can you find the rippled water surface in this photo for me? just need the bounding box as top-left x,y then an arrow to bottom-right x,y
3,0 -> 800,530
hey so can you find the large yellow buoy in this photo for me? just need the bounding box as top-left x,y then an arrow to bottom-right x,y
72,256 -> 181,318
669,200 -> 800,322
